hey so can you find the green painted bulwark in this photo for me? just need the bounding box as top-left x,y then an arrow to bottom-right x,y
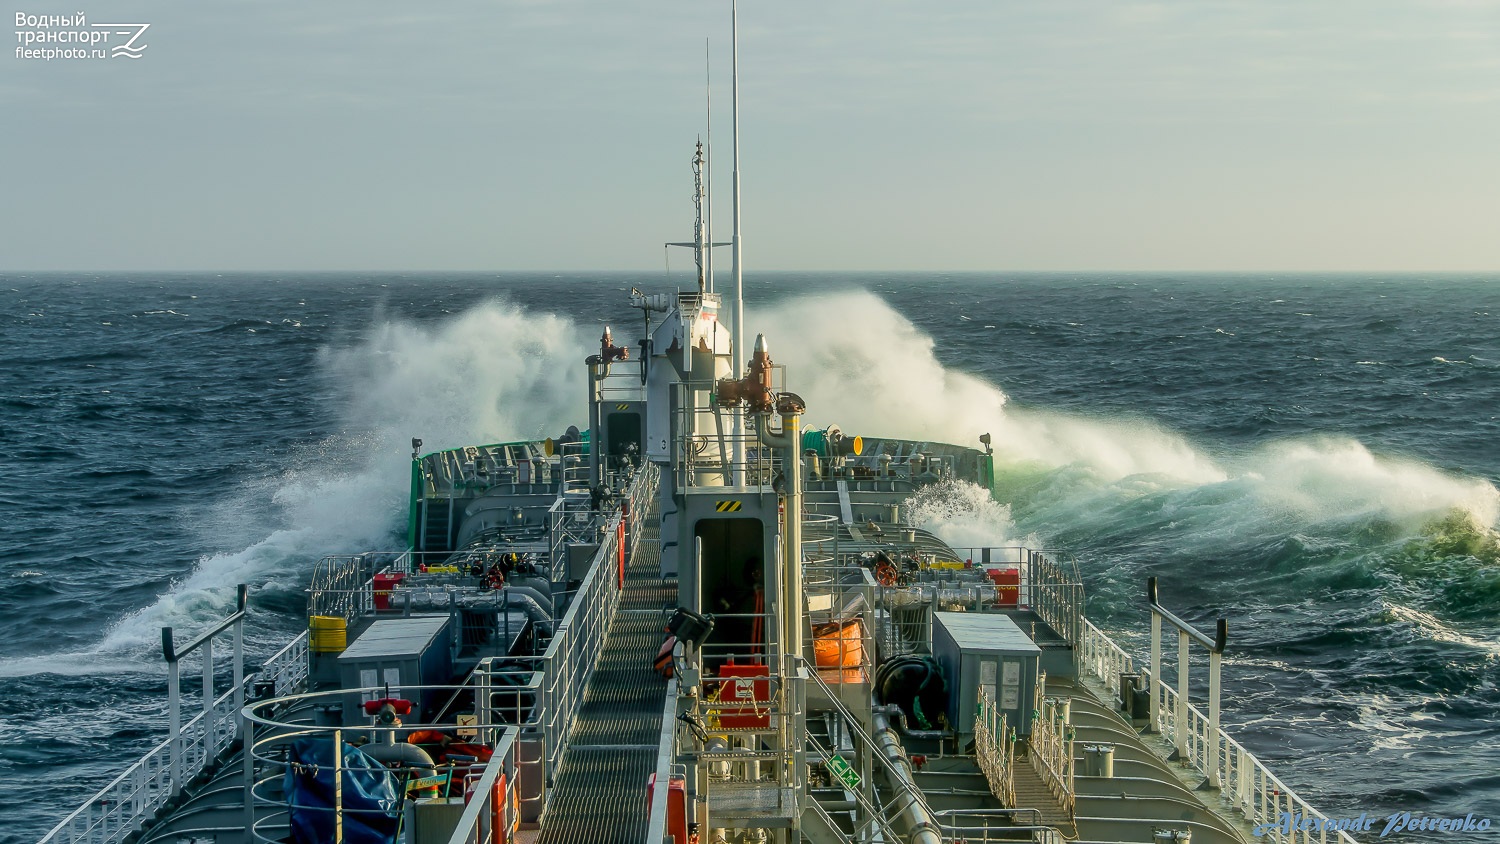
407,457 -> 422,550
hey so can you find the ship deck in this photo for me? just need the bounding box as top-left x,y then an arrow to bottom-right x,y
532,506 -> 675,844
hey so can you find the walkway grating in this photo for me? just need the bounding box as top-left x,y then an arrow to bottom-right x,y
537,509 -> 676,844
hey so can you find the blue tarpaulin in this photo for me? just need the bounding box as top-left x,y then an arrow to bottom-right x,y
285,738 -> 402,844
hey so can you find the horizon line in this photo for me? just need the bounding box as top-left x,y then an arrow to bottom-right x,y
5,268 -> 1500,276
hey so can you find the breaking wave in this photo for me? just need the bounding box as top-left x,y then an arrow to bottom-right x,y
1,300 -> 589,672
750,290 -> 1500,616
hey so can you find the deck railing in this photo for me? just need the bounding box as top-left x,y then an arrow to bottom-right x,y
439,727 -> 522,844
1079,597 -> 1358,844
477,463 -> 658,783
1081,617 -> 1135,688
1028,690 -> 1075,819
1155,679 -> 1358,844
974,687 -> 1016,808
39,617 -> 310,844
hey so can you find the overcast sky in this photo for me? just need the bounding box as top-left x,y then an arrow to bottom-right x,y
4,1 -> 1499,271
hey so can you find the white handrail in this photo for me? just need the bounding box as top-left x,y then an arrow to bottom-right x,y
39,628 -> 310,844
1079,620 -> 1357,844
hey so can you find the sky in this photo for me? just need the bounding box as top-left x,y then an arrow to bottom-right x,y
3,1 -> 1499,272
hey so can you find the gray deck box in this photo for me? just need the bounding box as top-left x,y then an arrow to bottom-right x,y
933,611 -> 1041,739
338,615 -> 454,726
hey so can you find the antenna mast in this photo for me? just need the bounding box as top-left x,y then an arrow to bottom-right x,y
730,0 -> 745,478
692,140 -> 706,294
704,38 -> 714,296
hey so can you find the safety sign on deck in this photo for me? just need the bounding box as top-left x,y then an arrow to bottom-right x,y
826,755 -> 861,790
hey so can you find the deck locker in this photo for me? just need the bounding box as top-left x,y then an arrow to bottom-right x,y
932,611 -> 1042,739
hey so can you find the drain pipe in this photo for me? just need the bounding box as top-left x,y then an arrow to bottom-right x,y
872,706 -> 944,844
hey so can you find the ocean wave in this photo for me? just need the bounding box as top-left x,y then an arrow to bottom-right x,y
1381,603 -> 1500,658
57,298 -> 590,660
749,290 -> 1500,634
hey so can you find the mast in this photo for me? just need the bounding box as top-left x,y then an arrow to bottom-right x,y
704,39 -> 714,296
692,141 -> 706,294
730,0 -> 745,480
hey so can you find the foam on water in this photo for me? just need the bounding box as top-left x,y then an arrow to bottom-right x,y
1382,603 -> 1500,658
902,480 -> 1025,550
749,291 -> 1226,485
0,300 -> 588,672
751,290 -> 1500,575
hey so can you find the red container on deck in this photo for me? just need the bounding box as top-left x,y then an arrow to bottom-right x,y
646,773 -> 688,844
372,571 -> 406,610
986,566 -> 1020,606
715,662 -> 771,729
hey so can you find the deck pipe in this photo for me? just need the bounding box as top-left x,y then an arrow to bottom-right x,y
875,702 -> 949,743
754,407 -> 803,662
871,706 -> 944,844
877,584 -> 1000,608
409,587 -> 555,636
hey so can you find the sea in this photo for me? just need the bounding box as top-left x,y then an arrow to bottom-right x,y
1,272 -> 1496,842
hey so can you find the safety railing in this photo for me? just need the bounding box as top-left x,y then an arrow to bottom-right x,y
800,661 -> 945,827
478,519 -> 624,780
680,664 -> 808,832
934,809 -> 1063,844
473,463 -> 656,785
1148,668 -> 1357,844
951,547 -> 1081,652
307,553 -> 375,623
975,687 -> 1016,808
39,702 -> 220,844
241,684 -> 517,844
442,727 -> 522,844
1078,580 -> 1358,844
1081,617 -> 1135,689
855,544 -> 1083,662
665,376 -> 786,488
643,676 -> 678,844
1026,550 -> 1083,657
418,441 -> 556,498
260,630 -> 311,698
595,359 -> 648,403
556,439 -> 591,495
545,460 -> 658,602
1028,691 -> 1075,819
40,587 -> 311,844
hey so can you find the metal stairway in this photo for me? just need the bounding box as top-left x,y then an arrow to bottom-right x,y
535,509 -> 675,844
1012,763 -> 1078,838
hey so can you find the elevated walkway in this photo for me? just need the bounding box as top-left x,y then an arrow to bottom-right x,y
536,508 -> 674,844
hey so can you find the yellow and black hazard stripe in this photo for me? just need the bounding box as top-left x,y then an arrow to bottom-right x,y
714,500 -> 743,512
615,403 -> 631,410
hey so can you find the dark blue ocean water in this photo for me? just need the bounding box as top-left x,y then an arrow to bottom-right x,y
2,272 -> 1497,841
